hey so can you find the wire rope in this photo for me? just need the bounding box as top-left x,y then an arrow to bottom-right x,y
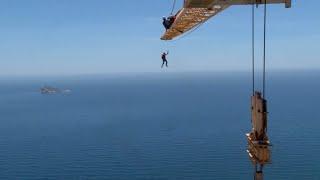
263,0 -> 267,98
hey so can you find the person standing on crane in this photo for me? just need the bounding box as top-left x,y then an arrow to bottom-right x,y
161,51 -> 169,68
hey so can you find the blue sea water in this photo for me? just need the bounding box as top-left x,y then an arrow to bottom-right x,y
0,72 -> 319,180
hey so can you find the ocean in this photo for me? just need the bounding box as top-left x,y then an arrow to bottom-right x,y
0,72 -> 319,179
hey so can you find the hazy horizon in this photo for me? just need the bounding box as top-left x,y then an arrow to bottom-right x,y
0,1 -> 319,76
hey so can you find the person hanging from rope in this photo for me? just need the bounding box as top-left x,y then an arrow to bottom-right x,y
161,51 -> 169,68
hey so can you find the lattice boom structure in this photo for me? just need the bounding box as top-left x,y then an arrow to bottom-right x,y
161,0 -> 291,40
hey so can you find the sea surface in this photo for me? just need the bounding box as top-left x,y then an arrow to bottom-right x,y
0,72 -> 319,180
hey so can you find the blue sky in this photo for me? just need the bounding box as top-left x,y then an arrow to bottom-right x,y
0,0 -> 319,76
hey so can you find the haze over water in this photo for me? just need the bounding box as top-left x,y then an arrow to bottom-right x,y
0,71 -> 319,179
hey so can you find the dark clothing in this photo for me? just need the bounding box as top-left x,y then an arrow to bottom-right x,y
161,53 -> 168,68
162,54 -> 166,60
163,19 -> 170,30
162,60 -> 168,68
162,16 -> 176,30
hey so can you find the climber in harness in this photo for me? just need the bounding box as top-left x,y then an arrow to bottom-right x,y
162,15 -> 176,30
161,51 -> 169,68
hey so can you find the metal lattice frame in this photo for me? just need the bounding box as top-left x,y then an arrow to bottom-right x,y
161,0 -> 291,40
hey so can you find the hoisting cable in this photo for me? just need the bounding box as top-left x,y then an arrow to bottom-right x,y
263,0 -> 267,98
170,0 -> 177,15
251,1 -> 255,96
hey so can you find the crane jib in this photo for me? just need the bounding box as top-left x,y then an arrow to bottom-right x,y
161,0 -> 291,41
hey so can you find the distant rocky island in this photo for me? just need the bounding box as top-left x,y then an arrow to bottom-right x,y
40,86 -> 71,94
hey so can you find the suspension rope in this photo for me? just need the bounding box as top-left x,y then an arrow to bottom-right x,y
252,1 -> 255,96
263,0 -> 267,98
170,0 -> 177,15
